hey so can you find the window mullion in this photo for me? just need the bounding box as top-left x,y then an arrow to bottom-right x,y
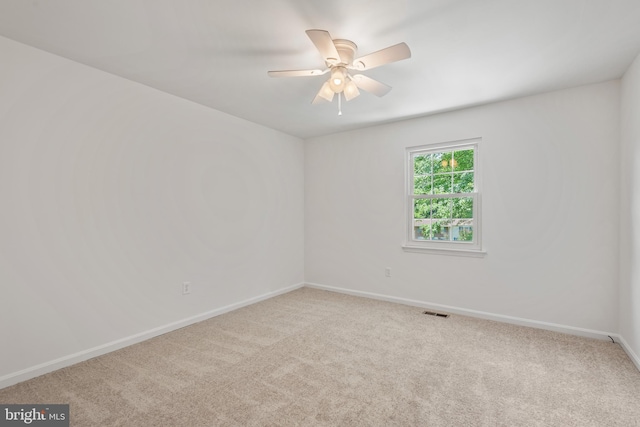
412,193 -> 473,200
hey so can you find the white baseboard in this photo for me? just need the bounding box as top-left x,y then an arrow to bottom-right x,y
305,282 -> 617,341
0,282 -> 304,390
616,334 -> 640,372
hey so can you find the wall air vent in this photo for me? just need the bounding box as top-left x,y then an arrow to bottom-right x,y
423,311 -> 449,318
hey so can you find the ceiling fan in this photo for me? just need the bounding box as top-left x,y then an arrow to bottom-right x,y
268,30 -> 411,110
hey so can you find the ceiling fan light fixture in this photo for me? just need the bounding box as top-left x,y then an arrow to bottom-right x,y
317,81 -> 335,102
344,79 -> 360,101
329,67 -> 346,92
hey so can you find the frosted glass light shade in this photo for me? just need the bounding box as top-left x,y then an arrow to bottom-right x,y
343,80 -> 360,101
318,81 -> 334,102
329,67 -> 346,93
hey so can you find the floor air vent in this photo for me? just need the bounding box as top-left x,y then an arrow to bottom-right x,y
423,311 -> 449,318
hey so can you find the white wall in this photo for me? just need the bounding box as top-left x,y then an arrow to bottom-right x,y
0,36 -> 304,383
620,52 -> 640,367
306,81 -> 620,334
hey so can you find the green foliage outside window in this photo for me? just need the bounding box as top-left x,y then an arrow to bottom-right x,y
413,148 -> 475,242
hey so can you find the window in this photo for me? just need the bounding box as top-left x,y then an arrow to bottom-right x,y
404,138 -> 484,256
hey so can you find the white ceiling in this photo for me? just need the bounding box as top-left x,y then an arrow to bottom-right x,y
1,0 -> 639,139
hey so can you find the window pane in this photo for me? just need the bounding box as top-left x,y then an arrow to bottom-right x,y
414,176 -> 432,194
414,224 -> 430,240
414,198 -> 431,240
433,174 -> 452,194
433,151 -> 453,173
452,197 -> 473,219
453,172 -> 474,193
413,198 -> 431,219
431,219 -> 451,241
432,198 -> 452,219
455,225 -> 473,242
452,197 -> 473,242
453,149 -> 474,171
413,154 -> 431,175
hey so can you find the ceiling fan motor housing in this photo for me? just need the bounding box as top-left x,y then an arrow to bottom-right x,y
331,39 -> 357,66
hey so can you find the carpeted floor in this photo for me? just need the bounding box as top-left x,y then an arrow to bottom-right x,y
2,287 -> 639,426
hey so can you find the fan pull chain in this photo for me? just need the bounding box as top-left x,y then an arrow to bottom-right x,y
338,92 -> 342,116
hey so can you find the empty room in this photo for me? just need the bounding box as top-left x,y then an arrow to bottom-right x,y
1,1 -> 640,425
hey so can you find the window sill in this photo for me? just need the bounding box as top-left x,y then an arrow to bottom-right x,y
402,245 -> 487,258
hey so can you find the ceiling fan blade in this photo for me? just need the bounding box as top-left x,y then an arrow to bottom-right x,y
306,29 -> 341,65
268,69 -> 327,77
353,42 -> 411,71
351,74 -> 392,97
312,81 -> 335,104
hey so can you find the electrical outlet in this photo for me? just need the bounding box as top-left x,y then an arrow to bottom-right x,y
182,282 -> 191,295
385,267 -> 391,277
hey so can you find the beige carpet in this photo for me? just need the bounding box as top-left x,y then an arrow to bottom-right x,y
2,287 -> 639,426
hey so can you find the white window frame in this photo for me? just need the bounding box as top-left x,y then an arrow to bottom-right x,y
402,137 -> 486,257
